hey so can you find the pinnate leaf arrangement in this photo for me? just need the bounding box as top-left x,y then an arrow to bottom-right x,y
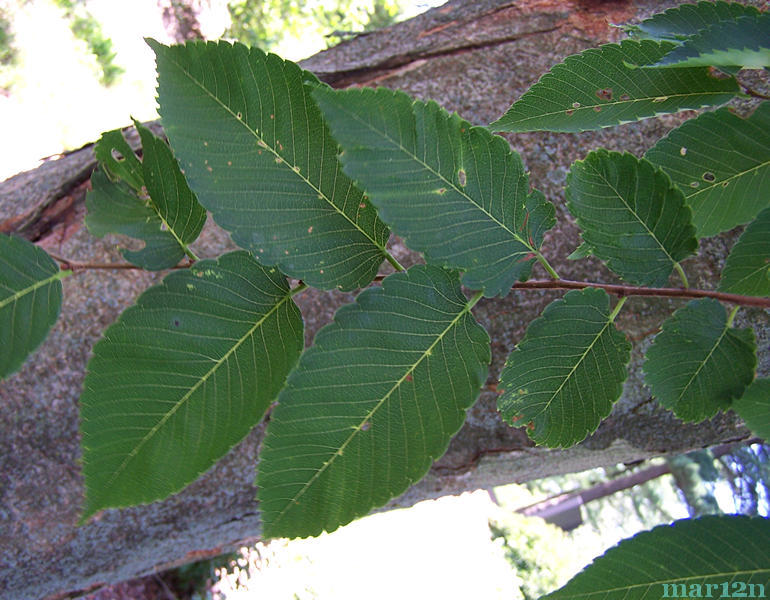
1,2 -> 769,596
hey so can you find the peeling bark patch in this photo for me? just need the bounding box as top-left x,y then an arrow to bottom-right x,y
2,178 -> 88,246
567,0 -> 634,41
417,20 -> 458,39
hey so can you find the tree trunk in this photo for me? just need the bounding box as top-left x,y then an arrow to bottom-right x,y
0,1 -> 765,598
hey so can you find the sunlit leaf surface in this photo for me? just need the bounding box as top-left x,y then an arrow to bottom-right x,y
258,265 -> 490,538
566,150 -> 697,286
643,299 -> 756,421
80,251 -> 303,519
313,85 -> 555,297
498,288 -> 630,448
0,235 -> 65,378
543,516 -> 770,600
150,39 -> 389,290
490,40 -> 738,132
646,102 -> 770,237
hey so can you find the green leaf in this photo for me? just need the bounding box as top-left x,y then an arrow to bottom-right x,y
542,515 -> 770,600
566,150 -> 697,287
643,299 -> 756,422
312,86 -> 555,297
86,170 -> 187,270
0,235 -> 66,379
566,242 -> 593,261
80,251 -> 303,519
653,14 -> 770,69
149,39 -> 389,291
136,121 -> 207,251
732,378 -> 770,441
628,1 -> 759,42
646,102 -> 770,237
719,208 -> 770,296
86,125 -> 206,270
498,288 -> 630,448
489,40 -> 738,133
258,265 -> 490,538
93,128 -> 144,191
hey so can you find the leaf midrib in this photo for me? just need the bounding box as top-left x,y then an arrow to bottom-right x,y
331,94 -> 535,253
159,49 -> 387,254
0,269 -> 67,311
92,288 -> 294,492
139,134 -> 200,253
674,318 -> 731,405
503,90 -> 736,128
539,309 -> 614,418
271,293 -> 475,528
685,159 -> 770,202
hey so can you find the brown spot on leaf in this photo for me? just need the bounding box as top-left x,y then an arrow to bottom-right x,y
595,88 -> 613,101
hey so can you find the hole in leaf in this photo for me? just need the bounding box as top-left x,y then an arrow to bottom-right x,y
565,109 -> 574,116
702,172 -> 716,182
458,169 -> 466,186
619,93 -> 630,101
361,422 -> 371,431
680,147 -> 687,156
652,96 -> 668,103
572,102 -> 580,108
593,106 -> 602,112
173,319 -> 180,327
690,181 -> 700,188
110,149 -> 125,162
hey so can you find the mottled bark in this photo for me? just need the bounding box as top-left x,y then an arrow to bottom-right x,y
0,1 -> 766,598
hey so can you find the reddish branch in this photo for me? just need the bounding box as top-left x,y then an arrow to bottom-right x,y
511,279 -> 770,308
50,254 -> 193,272
51,255 -> 770,308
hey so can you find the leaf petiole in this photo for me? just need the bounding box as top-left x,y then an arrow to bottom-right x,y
674,262 -> 689,288
608,296 -> 628,322
385,252 -> 405,272
536,252 -> 560,280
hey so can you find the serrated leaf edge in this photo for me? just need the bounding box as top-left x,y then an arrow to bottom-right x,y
152,42 -> 388,256
0,269 -> 68,311
83,279 -> 298,497
569,151 -> 694,283
327,88 -> 539,258
268,286 -> 484,529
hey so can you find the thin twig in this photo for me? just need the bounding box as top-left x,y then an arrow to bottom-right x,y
49,255 -> 770,308
49,253 -> 193,272
509,279 -> 770,308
